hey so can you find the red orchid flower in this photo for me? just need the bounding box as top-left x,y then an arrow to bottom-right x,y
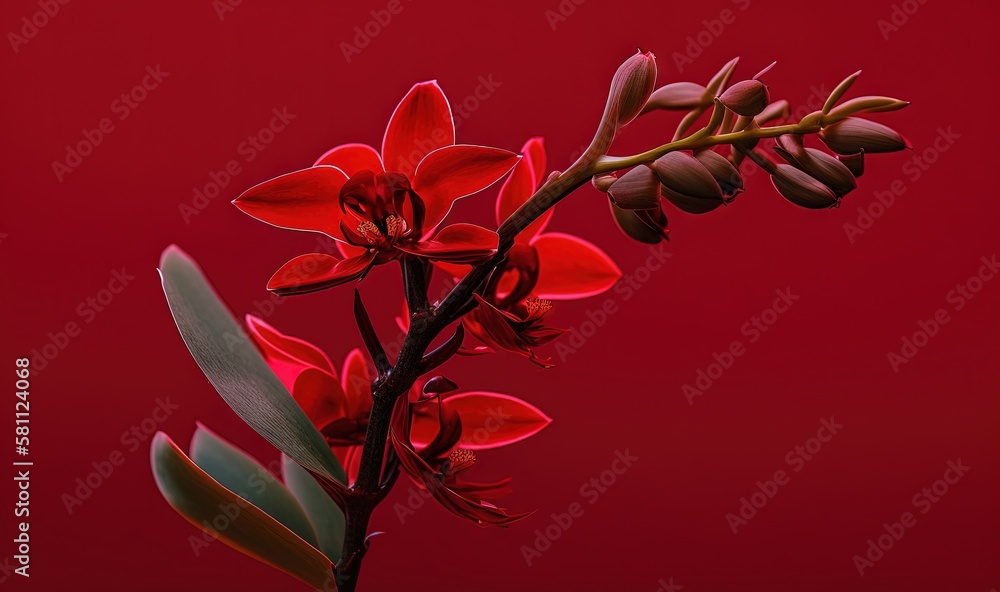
441,138 -> 622,366
244,315 -> 552,489
233,81 -> 521,295
389,394 -> 531,527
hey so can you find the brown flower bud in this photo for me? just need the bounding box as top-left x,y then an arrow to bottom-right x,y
819,117 -> 910,154
826,95 -> 910,120
588,51 -> 658,158
642,82 -> 709,112
592,174 -> 617,192
720,79 -> 770,117
607,50 -> 658,128
610,201 -> 668,244
838,151 -> 865,178
651,152 -> 725,214
771,164 -> 840,209
694,149 -> 744,197
774,138 -> 856,197
607,165 -> 660,210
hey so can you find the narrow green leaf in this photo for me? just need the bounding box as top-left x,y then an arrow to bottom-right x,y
190,424 -> 319,547
151,432 -> 337,591
282,454 -> 345,563
158,245 -> 347,485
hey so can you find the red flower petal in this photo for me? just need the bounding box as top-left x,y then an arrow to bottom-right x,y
233,166 -> 348,240
397,223 -> 498,263
267,252 -> 375,296
381,81 -> 455,176
389,400 -> 528,527
496,138 -> 551,243
443,391 -> 552,450
413,145 -> 520,235
314,143 -> 384,176
245,315 -> 335,375
291,367 -> 347,431
340,348 -> 371,419
530,233 -> 622,300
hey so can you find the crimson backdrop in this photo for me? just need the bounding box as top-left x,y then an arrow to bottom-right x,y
1,0 -> 997,590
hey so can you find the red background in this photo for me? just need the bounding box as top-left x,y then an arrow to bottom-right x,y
2,0 -> 997,590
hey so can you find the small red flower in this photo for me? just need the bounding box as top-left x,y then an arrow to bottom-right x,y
244,315 -> 551,492
442,138 -> 621,366
234,81 -> 520,295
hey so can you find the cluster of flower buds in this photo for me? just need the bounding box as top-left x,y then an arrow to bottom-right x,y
590,57 -> 909,239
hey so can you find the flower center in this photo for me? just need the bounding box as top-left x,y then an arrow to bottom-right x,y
339,170 -> 425,251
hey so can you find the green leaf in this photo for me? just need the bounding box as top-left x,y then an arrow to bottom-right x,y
190,423 -> 319,547
158,245 -> 347,485
282,454 -> 345,563
150,432 -> 337,591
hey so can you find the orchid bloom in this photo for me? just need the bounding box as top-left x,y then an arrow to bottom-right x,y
446,138 -> 622,366
245,315 -> 551,517
233,81 -> 521,295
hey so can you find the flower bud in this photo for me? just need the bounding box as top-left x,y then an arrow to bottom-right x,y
642,82 -> 708,112
694,149 -> 744,197
588,51 -> 658,158
771,164 -> 840,209
610,201 -> 668,244
819,117 -> 910,154
607,50 -> 658,128
838,151 -> 865,178
774,141 -> 856,197
592,174 -> 617,192
607,165 -> 660,210
651,152 -> 725,214
719,79 -> 770,117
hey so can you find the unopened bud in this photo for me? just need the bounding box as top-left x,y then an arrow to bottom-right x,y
771,164 -> 840,209
608,165 -> 660,210
588,51 -> 658,159
608,50 -> 658,127
774,143 -> 856,197
652,152 -> 725,214
610,201 -> 668,244
694,149 -> 744,197
838,151 -> 865,178
642,82 -> 708,112
819,117 -> 910,154
592,174 -> 617,192
720,80 -> 770,117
